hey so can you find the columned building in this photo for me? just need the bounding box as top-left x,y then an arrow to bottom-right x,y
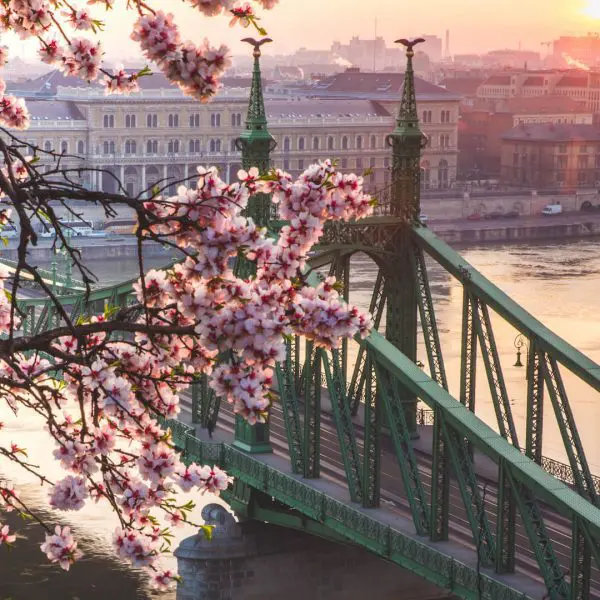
8,69 -> 460,196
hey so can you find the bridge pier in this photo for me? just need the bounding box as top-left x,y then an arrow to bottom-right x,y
175,504 -> 453,600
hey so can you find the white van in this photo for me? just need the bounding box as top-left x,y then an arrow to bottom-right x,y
542,203 -> 563,216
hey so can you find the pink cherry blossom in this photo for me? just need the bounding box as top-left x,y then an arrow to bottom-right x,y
40,526 -> 82,571
0,524 -> 16,545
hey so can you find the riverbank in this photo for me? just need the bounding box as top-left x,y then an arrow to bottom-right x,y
430,211 -> 600,245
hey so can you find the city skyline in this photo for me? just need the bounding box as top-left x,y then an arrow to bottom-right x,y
4,0 -> 600,63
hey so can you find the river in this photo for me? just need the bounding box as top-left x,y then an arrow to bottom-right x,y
2,239 -> 600,597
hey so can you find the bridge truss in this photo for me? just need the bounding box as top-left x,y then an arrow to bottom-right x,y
11,38 -> 600,600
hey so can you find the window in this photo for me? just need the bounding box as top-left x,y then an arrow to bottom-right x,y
103,114 -> 114,128
327,136 -> 334,151
356,157 -> 363,170
370,135 -> 376,149
341,158 -> 347,169
581,145 -> 588,154
147,140 -> 158,154
298,159 -> 304,171
103,141 -> 115,155
168,114 -> 179,128
210,113 -> 221,127
422,110 -> 432,124
369,157 -> 376,182
189,113 -> 200,127
147,114 -> 158,128
189,139 -> 200,153
167,140 -> 180,153
342,136 -> 348,150
77,140 -> 84,154
283,159 -> 290,171
231,113 -> 242,127
60,140 -> 68,153
125,114 -> 136,128
284,137 -> 291,152
438,159 -> 449,188
215,139 -> 221,152
558,144 -> 567,153
312,136 -> 319,151
44,140 -> 52,152
578,170 -> 587,184
210,139 -> 216,153
298,137 -> 305,151
230,139 -> 237,152
356,136 -> 363,150
578,156 -> 589,169
125,140 -> 137,155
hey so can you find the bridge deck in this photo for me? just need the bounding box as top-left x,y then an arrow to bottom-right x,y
177,394 -> 559,600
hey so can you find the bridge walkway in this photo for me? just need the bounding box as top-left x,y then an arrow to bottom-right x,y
178,392 -> 590,599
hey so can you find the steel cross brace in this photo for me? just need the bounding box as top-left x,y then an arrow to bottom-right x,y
495,459 -> 516,574
303,343 -> 321,479
323,349 -> 363,502
571,517 -> 592,600
275,339 -> 304,474
459,288 -> 477,413
471,296 -> 519,448
440,416 -> 496,566
374,360 -> 430,536
349,268 -> 387,415
542,354 -> 599,506
505,466 -> 569,600
525,341 -> 544,465
362,352 -> 381,508
413,246 -> 448,390
191,374 -> 220,430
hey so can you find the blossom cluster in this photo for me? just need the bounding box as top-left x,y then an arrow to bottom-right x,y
0,0 -> 280,115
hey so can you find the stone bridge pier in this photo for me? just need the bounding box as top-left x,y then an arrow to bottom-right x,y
175,505 -> 453,600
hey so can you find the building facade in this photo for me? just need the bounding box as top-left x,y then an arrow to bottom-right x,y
8,69 -> 460,198
500,123 -> 600,189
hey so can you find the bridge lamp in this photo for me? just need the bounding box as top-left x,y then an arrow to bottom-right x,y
513,333 -> 528,368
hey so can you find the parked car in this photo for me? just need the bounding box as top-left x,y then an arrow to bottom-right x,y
484,210 -> 504,220
418,213 -> 429,224
503,211 -> 520,219
542,203 -> 563,216
467,212 -> 482,221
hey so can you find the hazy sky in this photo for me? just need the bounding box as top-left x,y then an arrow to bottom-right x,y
7,0 -> 600,61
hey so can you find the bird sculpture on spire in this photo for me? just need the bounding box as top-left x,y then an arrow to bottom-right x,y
241,37 -> 273,58
394,37 -> 426,56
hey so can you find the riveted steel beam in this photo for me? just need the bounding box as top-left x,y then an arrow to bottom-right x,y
375,359 -> 430,536
303,343 -> 321,479
362,352 -> 381,508
525,341 -> 544,465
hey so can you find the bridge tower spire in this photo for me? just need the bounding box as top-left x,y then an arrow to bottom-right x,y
383,38 -> 427,438
232,37 -> 276,454
235,37 -> 277,227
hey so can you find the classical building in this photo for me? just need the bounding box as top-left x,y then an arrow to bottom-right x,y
7,67 -> 460,196
458,96 -> 593,178
500,123 -> 600,189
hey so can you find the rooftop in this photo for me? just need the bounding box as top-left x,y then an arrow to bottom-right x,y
27,99 -> 85,121
502,123 -> 600,142
263,98 -> 390,120
499,95 -> 589,115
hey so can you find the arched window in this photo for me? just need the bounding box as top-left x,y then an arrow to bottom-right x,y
147,114 -> 158,128
284,137 -> 291,152
125,140 -> 136,155
103,114 -> 114,128
342,136 -> 348,150
215,139 -> 221,152
236,114 -> 242,126
312,136 -> 319,151
421,160 -> 431,189
103,141 -> 109,155
298,137 -> 305,151
327,136 -> 334,151
109,141 -> 115,154
356,136 -> 363,150
356,157 -> 363,170
168,140 -> 179,153
77,140 -> 84,154
60,140 -> 68,153
189,113 -> 200,127
438,159 -> 449,188
210,113 -> 221,128
230,138 -> 237,152
147,140 -> 153,154
125,114 -> 136,128
232,113 -> 242,127
370,135 -> 377,149
209,139 -> 216,153
44,140 -> 52,152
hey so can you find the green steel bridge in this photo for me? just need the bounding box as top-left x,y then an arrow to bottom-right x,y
13,38 -> 600,600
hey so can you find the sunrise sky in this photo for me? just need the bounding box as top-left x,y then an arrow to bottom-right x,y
6,0 -> 600,61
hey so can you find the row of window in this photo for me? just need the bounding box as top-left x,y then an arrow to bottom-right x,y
100,138 -> 233,155
282,134 -> 380,152
422,110 -> 453,124
103,112 -> 244,129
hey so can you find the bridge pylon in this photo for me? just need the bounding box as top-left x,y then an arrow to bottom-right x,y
231,37 -> 277,453
383,38 -> 429,437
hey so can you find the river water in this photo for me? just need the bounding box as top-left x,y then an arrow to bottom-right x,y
2,239 -> 600,597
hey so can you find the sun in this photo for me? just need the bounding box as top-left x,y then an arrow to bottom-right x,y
583,0 -> 600,18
